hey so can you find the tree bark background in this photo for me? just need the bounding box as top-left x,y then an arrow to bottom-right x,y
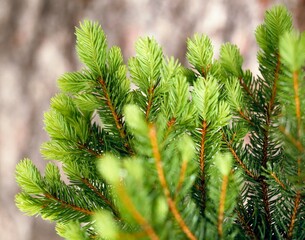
0,0 -> 303,239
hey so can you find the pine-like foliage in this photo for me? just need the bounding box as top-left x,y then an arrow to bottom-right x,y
16,6 -> 305,240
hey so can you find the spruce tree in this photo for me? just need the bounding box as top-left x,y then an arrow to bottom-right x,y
15,5 -> 305,239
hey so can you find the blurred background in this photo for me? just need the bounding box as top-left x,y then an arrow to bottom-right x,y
0,0 -> 304,239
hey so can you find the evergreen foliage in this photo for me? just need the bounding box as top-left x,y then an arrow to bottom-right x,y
15,5 -> 305,239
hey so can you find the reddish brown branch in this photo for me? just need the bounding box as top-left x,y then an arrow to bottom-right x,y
162,117 -> 176,143
98,78 -> 127,139
260,179 -> 271,226
222,133 -> 256,178
286,70 -> 303,239
167,117 -> 176,128
44,193 -> 93,215
117,185 -> 159,240
293,71 -> 301,137
270,172 -> 286,190
288,191 -> 301,239
149,124 -> 197,240
175,159 -> 188,200
259,53 -> 281,227
200,121 -> 207,174
199,121 -> 207,211
217,174 -> 229,238
146,86 -> 155,120
236,210 -> 257,239
238,110 -> 254,126
81,178 -> 118,216
98,77 -> 133,152
238,77 -> 259,107
279,125 -> 304,152
269,53 -> 281,111
78,143 -> 101,157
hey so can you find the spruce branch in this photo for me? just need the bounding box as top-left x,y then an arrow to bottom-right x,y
116,183 -> 159,240
98,77 -> 125,138
174,157 -> 188,199
222,132 -> 256,179
217,173 -> 229,238
238,76 -> 259,106
269,172 -> 286,190
288,191 -> 301,239
81,178 -> 119,217
44,193 -> 94,216
198,120 -> 207,213
148,124 -> 197,240
15,5 -> 305,239
279,125 -> 304,152
236,209 -> 258,240
292,70 -> 301,136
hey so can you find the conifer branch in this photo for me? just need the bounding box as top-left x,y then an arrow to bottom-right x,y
236,209 -> 258,240
98,77 -> 132,153
288,158 -> 301,239
81,178 -> 119,216
261,118 -> 272,227
238,110 -> 254,126
78,143 -> 102,157
287,69 -> 303,236
149,124 -> 197,240
238,77 -> 259,107
15,7 -> 305,239
269,53 -> 281,111
260,179 -> 272,226
116,184 -> 159,240
175,159 -> 188,199
288,191 -> 301,239
297,158 -> 301,179
161,118 -> 176,146
293,70 -> 301,137
167,117 -> 176,129
222,133 -> 256,178
217,174 -> 229,238
259,52 -> 281,228
98,77 -> 126,138
119,231 -> 146,239
145,86 -> 155,120
44,193 -> 94,215
270,172 -> 286,190
201,65 -> 210,78
279,125 -> 304,152
199,120 -> 207,211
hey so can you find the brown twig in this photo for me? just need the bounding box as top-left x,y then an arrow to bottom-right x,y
279,125 -> 304,152
175,159 -> 188,200
199,120 -> 207,211
222,133 -> 256,178
238,77 -> 259,107
270,172 -> 286,190
217,174 -> 229,238
117,184 -> 159,240
293,71 -> 301,137
146,86 -> 155,120
78,143 -> 102,157
238,110 -> 255,126
44,193 -> 93,215
288,191 -> 301,239
149,124 -> 197,240
259,52 -> 281,227
236,209 -> 257,239
287,70 -> 303,239
98,77 -> 133,153
81,178 -> 119,216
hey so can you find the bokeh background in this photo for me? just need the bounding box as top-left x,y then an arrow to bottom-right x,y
0,0 -> 304,239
